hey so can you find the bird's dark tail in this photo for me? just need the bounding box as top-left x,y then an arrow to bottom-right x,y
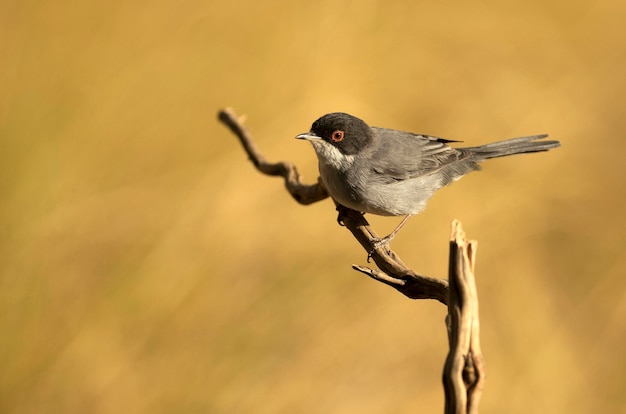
462,134 -> 560,160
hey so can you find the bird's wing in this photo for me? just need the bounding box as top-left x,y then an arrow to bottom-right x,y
368,128 -> 472,183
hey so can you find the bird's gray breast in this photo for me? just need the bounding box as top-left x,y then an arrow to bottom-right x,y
312,138 -> 438,216
317,153 -> 363,211
317,154 -> 404,216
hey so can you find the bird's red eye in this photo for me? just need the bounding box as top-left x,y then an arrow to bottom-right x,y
331,130 -> 344,142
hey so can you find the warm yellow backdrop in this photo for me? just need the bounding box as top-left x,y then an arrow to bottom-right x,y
2,1 -> 624,413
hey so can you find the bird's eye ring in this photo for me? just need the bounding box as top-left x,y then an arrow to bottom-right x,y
331,130 -> 344,142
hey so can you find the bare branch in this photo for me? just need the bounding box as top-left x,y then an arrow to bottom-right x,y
338,205 -> 449,304
218,108 -> 328,205
443,220 -> 486,414
219,108 -> 486,412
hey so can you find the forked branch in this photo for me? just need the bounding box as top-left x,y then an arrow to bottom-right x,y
444,220 -> 485,414
218,108 -> 485,413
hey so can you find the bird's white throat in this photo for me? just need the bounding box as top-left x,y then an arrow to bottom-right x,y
310,141 -> 355,171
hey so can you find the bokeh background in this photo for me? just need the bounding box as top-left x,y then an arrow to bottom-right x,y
2,0 -> 625,413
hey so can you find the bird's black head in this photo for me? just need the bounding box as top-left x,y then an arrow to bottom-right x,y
305,112 -> 373,155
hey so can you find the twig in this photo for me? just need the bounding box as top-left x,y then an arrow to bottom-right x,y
218,107 -> 449,304
218,108 -> 328,205
443,220 -> 486,414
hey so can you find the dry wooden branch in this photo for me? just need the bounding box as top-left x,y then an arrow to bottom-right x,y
218,108 -> 328,205
443,220 -> 486,414
218,107 -> 449,304
218,108 -> 486,413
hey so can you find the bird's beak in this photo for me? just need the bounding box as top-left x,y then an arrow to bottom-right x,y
295,132 -> 320,141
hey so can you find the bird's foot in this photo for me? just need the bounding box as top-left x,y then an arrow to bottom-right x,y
335,205 -> 347,226
367,235 -> 394,262
335,204 -> 365,227
336,213 -> 345,227
366,214 -> 413,261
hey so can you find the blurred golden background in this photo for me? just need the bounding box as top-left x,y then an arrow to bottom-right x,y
1,0 -> 625,412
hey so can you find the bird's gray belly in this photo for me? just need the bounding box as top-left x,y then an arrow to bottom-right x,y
319,165 -> 433,216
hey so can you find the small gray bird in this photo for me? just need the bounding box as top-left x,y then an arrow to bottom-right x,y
296,112 -> 560,250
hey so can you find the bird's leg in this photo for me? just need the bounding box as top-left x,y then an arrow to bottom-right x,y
368,214 -> 413,258
335,203 -> 349,226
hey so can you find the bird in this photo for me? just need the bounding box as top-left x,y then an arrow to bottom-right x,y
296,112 -> 560,252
